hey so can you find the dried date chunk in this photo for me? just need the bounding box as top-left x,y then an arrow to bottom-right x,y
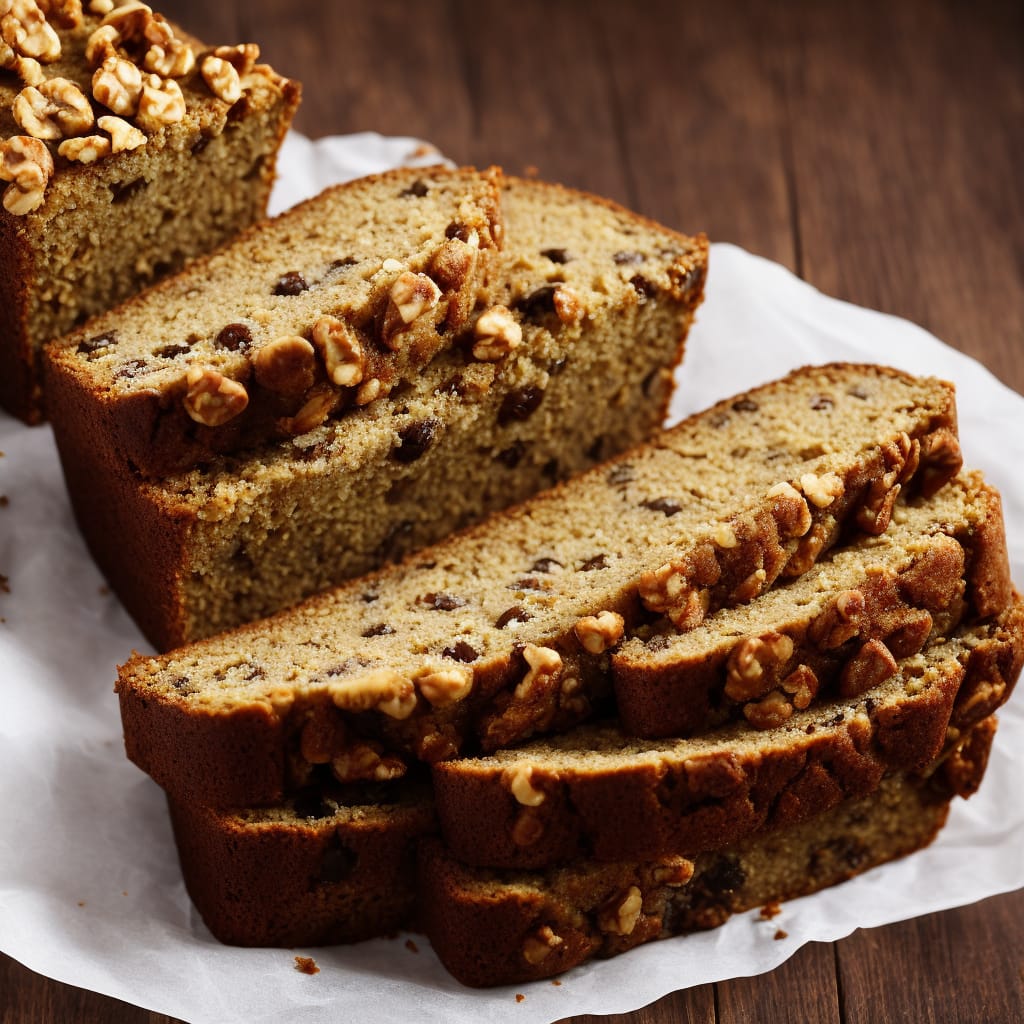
607,464 -> 635,486
613,250 -> 646,265
442,640 -> 479,663
580,554 -> 608,571
154,343 -> 190,359
810,394 -> 835,411
514,284 -> 558,323
215,322 -> 253,352
498,385 -> 544,426
640,496 -> 682,517
540,247 -> 571,263
360,623 -> 395,638
422,592 -> 466,611
496,441 -> 526,468
273,270 -> 308,296
530,558 -> 563,574
392,418 -> 439,463
732,397 -> 759,413
495,606 -> 532,629
629,274 -> 654,298
77,332 -> 117,357
399,178 -> 429,197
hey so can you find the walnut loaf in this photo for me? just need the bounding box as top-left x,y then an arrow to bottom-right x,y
116,366 -> 964,808
167,780 -> 436,947
0,0 -> 300,422
61,176 -> 709,649
431,599 -> 1023,869
45,165 -> 505,474
612,471 -> 1010,737
420,718 -> 997,987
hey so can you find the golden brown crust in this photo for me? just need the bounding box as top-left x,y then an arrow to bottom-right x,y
430,601 -> 1022,869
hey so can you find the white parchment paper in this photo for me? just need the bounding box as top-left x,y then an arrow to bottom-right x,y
1,133 -> 1022,1024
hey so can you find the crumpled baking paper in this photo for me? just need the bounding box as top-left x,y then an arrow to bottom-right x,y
0,132 -> 1021,1024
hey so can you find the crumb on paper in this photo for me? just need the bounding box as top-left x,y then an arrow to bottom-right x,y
0,574 -> 9,594
407,142 -> 438,160
0,495 -> 8,507
77,900 -> 85,907
294,955 -> 319,975
515,993 -> 525,1003
774,928 -> 788,940
99,585 -> 110,596
405,939 -> 419,953
122,890 -> 128,896
551,979 -> 562,987
522,165 -> 540,179
759,901 -> 782,920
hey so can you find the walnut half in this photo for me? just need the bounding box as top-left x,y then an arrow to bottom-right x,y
0,134 -> 53,214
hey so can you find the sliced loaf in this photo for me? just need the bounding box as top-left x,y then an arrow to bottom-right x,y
421,717 -> 996,986
612,471 -> 1010,737
431,598 -> 1023,868
56,176 -> 708,648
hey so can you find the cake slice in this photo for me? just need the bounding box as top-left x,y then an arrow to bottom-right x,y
612,471 -> 1010,737
1,1 -> 300,422
44,164 -> 505,473
430,600 -> 1022,868
116,365 -> 962,808
61,176 -> 708,649
420,717 -> 997,986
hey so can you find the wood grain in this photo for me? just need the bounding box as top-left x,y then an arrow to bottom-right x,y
3,0 -> 1022,1021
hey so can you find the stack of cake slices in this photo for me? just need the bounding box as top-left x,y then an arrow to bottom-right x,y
103,358 -> 1020,985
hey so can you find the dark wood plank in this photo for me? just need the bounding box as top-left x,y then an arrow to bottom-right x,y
784,0 -> 1024,393
556,985 -> 716,1024
716,941 -> 841,1023
836,889 -> 1024,1023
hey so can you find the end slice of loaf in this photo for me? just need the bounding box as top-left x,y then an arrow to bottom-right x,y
612,471 -> 1010,737
167,781 -> 435,947
116,365 -> 962,808
44,165 -> 504,475
431,598 -> 1023,868
56,176 -> 709,649
420,718 -> 996,986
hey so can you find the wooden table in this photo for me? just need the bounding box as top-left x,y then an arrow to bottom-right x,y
3,1 -> 1022,1020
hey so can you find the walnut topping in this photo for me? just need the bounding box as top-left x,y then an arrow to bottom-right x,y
472,305 -> 523,361
0,134 -> 53,214
298,713 -> 346,766
135,73 -> 185,130
552,284 -> 584,325
84,23 -> 119,65
13,78 -> 94,139
429,235 -> 477,294
742,689 -> 795,729
517,644 -> 562,699
780,663 -> 819,710
724,632 -> 795,702
599,886 -> 643,936
650,856 -> 695,887
92,56 -> 143,116
254,336 -> 316,395
504,765 -> 546,807
330,740 -> 406,783
414,665 -> 473,707
354,377 -> 383,406
326,668 -> 417,719
213,42 -> 260,75
638,561 -> 710,630
36,0 -> 81,28
100,0 -> 150,35
12,54 -> 44,85
511,808 -> 544,846
182,367 -> 248,426
839,638 -> 898,698
766,481 -> 814,539
98,114 -> 145,152
388,271 -> 442,326
279,387 -> 338,436
144,33 -> 194,78
201,53 -> 241,103
311,315 -> 364,387
713,522 -> 739,549
522,926 -> 563,965
2,0 -> 61,63
799,471 -> 844,508
574,610 -> 625,655
57,134 -> 111,163
808,588 -> 866,649
0,37 -> 12,65
87,0 -> 114,13
918,428 -> 963,497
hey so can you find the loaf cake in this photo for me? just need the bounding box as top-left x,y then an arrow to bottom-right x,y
1,0 -> 300,422
115,365 -> 963,806
167,779 -> 435,947
45,164 -> 505,474
612,471 -> 1009,737
430,598 -> 1023,868
420,717 -> 997,986
60,176 -> 709,649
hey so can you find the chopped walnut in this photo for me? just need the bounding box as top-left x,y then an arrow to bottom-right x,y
780,663 -> 819,710
182,367 -> 249,426
12,54 -> 44,85
574,609 -> 625,655
298,713 -> 346,765
766,481 -> 813,538
517,644 -> 562,699
742,689 -> 795,729
479,645 -> 563,751
504,765 -> 546,806
650,856 -> 695,887
58,134 -> 111,163
135,73 -> 185,130
354,377 -> 383,406
552,284 -> 584,325
386,270 -> 442,334
0,38 -> 12,66
599,886 -> 643,936
13,78 -> 94,139
522,926 -> 563,965
84,23 -> 118,65
36,0 -> 81,28
511,808 -> 544,846
87,0 -> 114,13
429,235 -> 477,294
839,638 -> 898,698
201,53 -> 241,103
279,387 -> 338,436
713,521 -> 739,549
254,336 -> 316,395
311,315 -> 364,387
92,56 -> 143,116
724,632 -> 795,702
472,305 -> 522,361
144,34 -> 194,78
0,133 -> 53,214
918,428 -> 963,498
808,588 -> 866,649
100,0 -> 151,38
638,561 -> 710,630
213,42 -> 260,75
2,0 -> 61,63
414,665 -> 473,707
799,471 -> 843,508
331,740 -> 406,783
855,481 -> 900,535
98,114 -> 146,152
326,667 -> 418,719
